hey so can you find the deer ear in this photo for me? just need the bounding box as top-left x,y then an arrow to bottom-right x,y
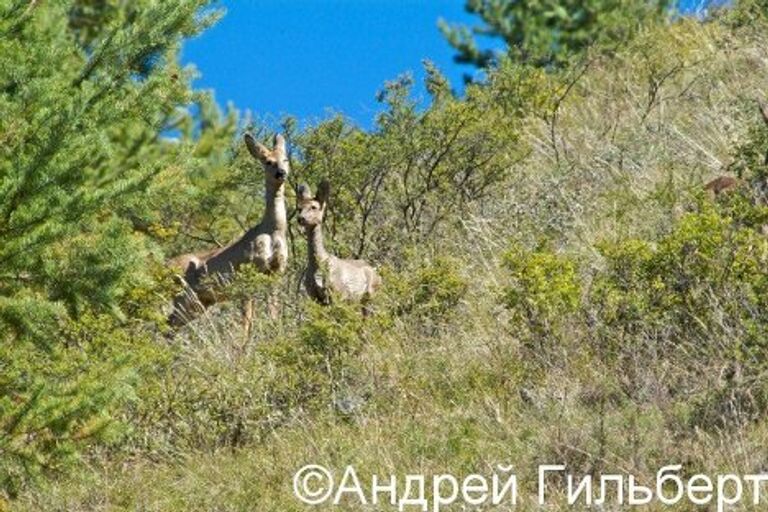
274,133 -> 287,156
297,183 -> 313,201
316,180 -> 331,206
244,133 -> 270,162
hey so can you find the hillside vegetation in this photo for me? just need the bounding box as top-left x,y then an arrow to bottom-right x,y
4,0 -> 768,510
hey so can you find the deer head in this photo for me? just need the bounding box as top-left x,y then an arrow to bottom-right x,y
296,180 -> 330,231
244,133 -> 290,186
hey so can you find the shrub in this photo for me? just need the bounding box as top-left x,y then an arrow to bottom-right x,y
388,255 -> 468,325
501,244 -> 581,338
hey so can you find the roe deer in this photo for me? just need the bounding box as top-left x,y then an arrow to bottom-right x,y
703,99 -> 768,198
296,180 -> 381,306
168,133 -> 290,330
704,175 -> 743,196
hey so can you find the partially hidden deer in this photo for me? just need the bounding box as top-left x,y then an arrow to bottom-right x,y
296,180 -> 381,307
704,175 -> 743,196
704,99 -> 768,197
167,133 -> 290,330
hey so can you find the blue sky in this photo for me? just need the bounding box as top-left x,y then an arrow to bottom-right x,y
182,1 -> 483,129
182,0 -> 712,130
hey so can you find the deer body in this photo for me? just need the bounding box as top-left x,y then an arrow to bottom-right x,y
297,181 -> 381,305
304,225 -> 381,304
168,134 -> 290,327
704,175 -> 742,196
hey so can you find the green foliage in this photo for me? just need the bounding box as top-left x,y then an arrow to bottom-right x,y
594,206 -> 768,351
591,206 -> 768,429
9,1 -> 768,509
730,100 -> 768,181
724,0 -> 768,28
439,0 -> 672,70
127,300 -> 372,455
294,63 -> 526,259
0,313 -> 147,497
263,302 -> 369,417
385,255 -> 469,337
0,0 -> 221,495
117,91 -> 241,256
497,194 -> 768,432
501,245 -> 581,335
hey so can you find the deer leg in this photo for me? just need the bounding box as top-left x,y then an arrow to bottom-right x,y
267,281 -> 281,320
168,281 -> 206,329
241,297 -> 255,340
360,293 -> 374,317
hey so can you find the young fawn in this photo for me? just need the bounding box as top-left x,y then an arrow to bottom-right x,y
167,133 -> 290,330
296,180 -> 381,306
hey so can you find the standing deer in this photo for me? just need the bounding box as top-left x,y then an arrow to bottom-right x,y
168,133 -> 290,330
296,180 -> 381,307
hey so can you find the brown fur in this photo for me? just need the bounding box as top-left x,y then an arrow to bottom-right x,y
167,133 -> 290,329
704,176 -> 742,196
296,181 -> 381,305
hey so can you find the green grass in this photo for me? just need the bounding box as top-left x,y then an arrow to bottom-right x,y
11,6 -> 768,511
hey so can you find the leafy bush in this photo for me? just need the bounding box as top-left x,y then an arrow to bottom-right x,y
388,255 -> 468,323
501,245 -> 581,338
125,300 -> 372,455
499,201 -> 768,434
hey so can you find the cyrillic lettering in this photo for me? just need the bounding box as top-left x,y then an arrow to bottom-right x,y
461,474 -> 489,505
538,465 -> 565,504
491,465 -> 517,505
627,476 -> 653,505
686,474 -> 713,505
656,464 -> 684,505
432,474 -> 459,512
567,475 -> 592,505
333,465 -> 367,505
371,474 -> 397,506
744,474 -> 768,505
716,474 -> 742,512
399,475 -> 428,511
595,475 -> 624,505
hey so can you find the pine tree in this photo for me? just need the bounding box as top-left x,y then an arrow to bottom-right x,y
438,0 -> 673,71
0,0 -> 220,496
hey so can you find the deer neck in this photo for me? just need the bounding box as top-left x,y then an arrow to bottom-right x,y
306,225 -> 330,269
261,181 -> 287,234
196,181 -> 287,278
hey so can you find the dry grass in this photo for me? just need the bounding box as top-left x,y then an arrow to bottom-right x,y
14,13 -> 768,512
